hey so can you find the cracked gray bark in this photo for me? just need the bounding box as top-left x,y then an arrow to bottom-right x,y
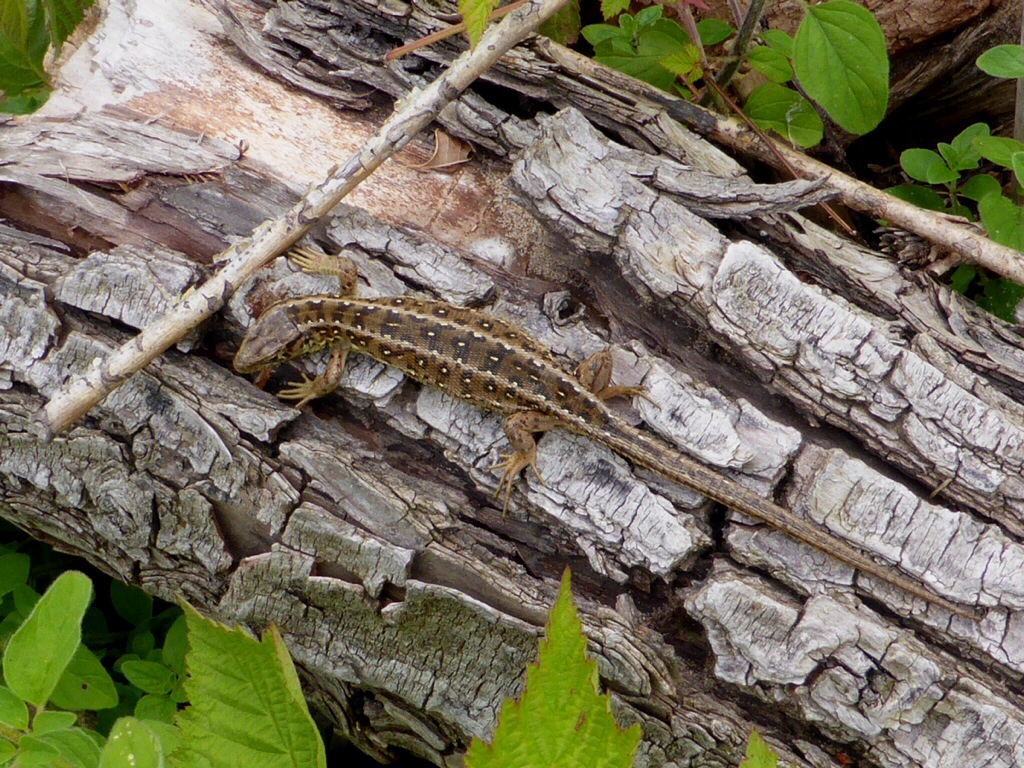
3,1 -> 1024,766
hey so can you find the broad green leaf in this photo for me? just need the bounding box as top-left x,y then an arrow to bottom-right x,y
978,277 -> 1024,323
459,0 -> 495,49
1012,152 -> 1024,189
950,263 -> 977,294
130,630 -> 156,657
696,18 -> 733,46
0,686 -> 28,730
740,730 -> 777,768
973,135 -> 1024,168
122,661 -> 175,696
979,193 -> 1024,251
900,148 -> 958,184
659,45 -> 702,81
41,0 -> 96,51
595,19 -> 692,91
99,718 -> 162,768
760,29 -> 793,58
111,581 -> 153,626
0,0 -> 47,95
960,174 -> 1001,202
161,616 -> 188,676
0,554 -> 29,598
977,44 -> 1024,79
793,0 -> 888,134
0,741 -> 14,764
600,0 -> 630,19
951,122 -> 989,160
32,710 -> 77,734
12,584 -> 39,616
141,720 -> 180,758
748,46 -> 792,83
634,5 -> 661,26
173,603 -> 326,768
540,0 -> 580,46
937,140 -> 980,173
886,184 -> 946,211
4,571 -> 92,708
51,646 -> 119,711
465,570 -> 641,768
36,727 -> 103,768
17,734 -> 61,767
745,82 -> 824,147
581,24 -> 628,48
135,694 -> 177,724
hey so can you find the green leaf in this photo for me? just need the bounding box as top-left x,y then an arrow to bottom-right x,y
0,686 -> 28,730
937,140 -> 980,174
0,554 -> 29,598
50,646 -> 119,711
459,0 -> 496,49
32,710 -> 77,734
4,571 -> 92,708
0,741 -> 14,765
465,570 -> 641,768
959,173 -> 1001,202
36,727 -> 103,768
99,718 -> 163,768
900,148 -> 958,184
973,135 -> 1024,168
748,46 -> 793,83
979,193 -> 1024,251
121,661 -> 175,696
793,0 -> 889,134
161,617 -> 187,676
600,0 -> 630,19
111,581 -> 153,626
950,263 -> 977,294
634,5 -> 661,26
1012,152 -> 1024,189
744,82 -> 824,147
173,603 -> 326,768
977,44 -> 1024,79
11,584 -> 39,617
17,734 -> 61,767
978,277 -> 1024,322
740,730 -> 777,768
696,18 -> 733,46
760,29 -> 793,58
135,695 -> 177,724
886,184 -> 946,211
594,19 -> 692,91
41,0 -> 96,51
950,122 -> 989,161
0,0 -> 48,96
659,45 -> 702,81
540,0 -> 580,45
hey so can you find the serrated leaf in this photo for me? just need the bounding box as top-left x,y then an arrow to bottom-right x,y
0,686 -> 28,730
659,45 -> 702,80
36,727 -> 103,768
465,570 -> 641,768
979,193 -> 1024,251
99,718 -> 162,768
459,0 -> 495,49
600,0 -> 630,19
539,0 -> 580,46
173,603 -> 326,768
960,173 -> 1001,202
793,0 -> 888,134
886,184 -> 946,211
977,44 -> 1024,79
760,29 -> 793,58
41,0 -> 95,50
748,46 -> 792,83
4,571 -> 92,708
973,135 -> 1024,168
0,554 -> 29,598
900,148 -> 958,184
740,730 -> 777,768
696,18 -> 732,46
745,82 -> 823,147
50,645 -> 119,711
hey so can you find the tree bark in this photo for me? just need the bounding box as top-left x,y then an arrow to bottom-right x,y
3,1 -> 1024,766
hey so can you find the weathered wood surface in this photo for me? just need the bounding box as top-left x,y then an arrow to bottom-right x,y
3,1 -> 1024,766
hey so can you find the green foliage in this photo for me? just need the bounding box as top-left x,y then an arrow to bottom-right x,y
976,44 -> 1024,78
0,0 -> 94,113
539,0 -> 581,47
739,731 -> 777,768
465,570 -> 641,768
792,0 -> 888,134
458,0 -> 494,49
170,602 -> 326,768
744,82 -> 823,147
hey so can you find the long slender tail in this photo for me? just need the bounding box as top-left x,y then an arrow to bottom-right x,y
597,420 -> 976,619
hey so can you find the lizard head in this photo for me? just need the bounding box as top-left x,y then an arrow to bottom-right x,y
233,304 -> 304,373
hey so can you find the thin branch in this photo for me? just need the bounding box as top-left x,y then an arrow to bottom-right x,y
40,0 -> 570,438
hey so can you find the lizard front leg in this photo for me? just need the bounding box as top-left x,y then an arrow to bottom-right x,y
290,247 -> 359,297
278,343 -> 351,408
575,348 -> 653,404
491,411 -> 561,514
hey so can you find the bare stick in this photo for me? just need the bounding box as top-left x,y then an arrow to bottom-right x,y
41,0 -> 570,438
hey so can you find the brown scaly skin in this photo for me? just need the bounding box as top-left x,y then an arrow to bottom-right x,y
234,248 -> 977,620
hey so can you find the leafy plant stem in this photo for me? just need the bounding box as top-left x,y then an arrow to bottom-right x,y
713,0 -> 769,93
703,76 -> 853,233
386,0 -> 528,60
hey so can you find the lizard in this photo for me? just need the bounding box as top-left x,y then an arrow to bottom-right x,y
234,247 -> 977,620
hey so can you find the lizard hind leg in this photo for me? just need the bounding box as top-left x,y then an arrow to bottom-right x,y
289,247 -> 360,297
489,411 -> 561,514
575,349 -> 653,404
